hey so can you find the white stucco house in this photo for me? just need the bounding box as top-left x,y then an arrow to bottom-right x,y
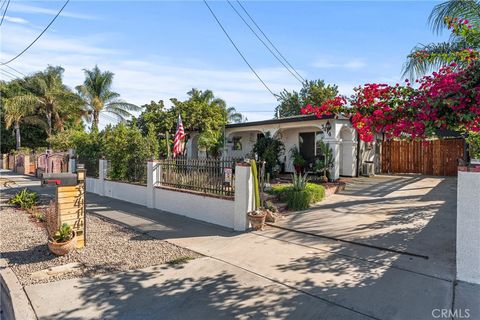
186,114 -> 380,180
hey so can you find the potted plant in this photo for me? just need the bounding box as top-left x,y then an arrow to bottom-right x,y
290,146 -> 305,173
48,223 -> 77,256
247,160 -> 267,230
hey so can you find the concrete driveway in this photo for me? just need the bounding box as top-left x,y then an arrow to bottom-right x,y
272,175 -> 457,280
3,171 -> 479,320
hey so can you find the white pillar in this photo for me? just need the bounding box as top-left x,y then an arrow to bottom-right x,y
98,159 -> 107,197
233,163 -> 253,231
341,141 -> 357,177
146,161 -> 160,208
457,171 -> 480,284
325,140 -> 341,180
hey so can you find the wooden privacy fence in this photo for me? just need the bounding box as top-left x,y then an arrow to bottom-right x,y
381,138 -> 465,176
157,158 -> 236,197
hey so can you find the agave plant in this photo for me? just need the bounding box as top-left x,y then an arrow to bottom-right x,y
292,172 -> 308,191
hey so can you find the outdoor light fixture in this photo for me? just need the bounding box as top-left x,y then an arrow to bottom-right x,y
324,121 -> 332,136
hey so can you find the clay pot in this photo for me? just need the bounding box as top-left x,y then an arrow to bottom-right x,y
248,211 -> 267,231
48,231 -> 77,256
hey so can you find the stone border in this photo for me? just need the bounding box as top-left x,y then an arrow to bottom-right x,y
0,265 -> 37,320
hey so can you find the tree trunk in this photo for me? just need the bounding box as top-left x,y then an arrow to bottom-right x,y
92,111 -> 99,130
14,121 -> 21,150
46,111 -> 52,137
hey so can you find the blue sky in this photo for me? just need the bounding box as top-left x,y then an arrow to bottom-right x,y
1,0 -> 448,126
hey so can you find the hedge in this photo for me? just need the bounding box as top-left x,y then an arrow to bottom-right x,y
269,183 -> 325,210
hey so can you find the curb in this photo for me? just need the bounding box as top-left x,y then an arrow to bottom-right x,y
0,267 -> 36,320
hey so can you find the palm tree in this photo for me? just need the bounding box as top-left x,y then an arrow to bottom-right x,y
187,88 -> 244,123
3,96 -> 44,150
76,65 -> 140,129
26,66 -> 85,137
226,106 -> 243,123
403,0 -> 480,79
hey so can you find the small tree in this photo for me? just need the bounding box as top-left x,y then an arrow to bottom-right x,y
275,80 -> 338,118
253,132 -> 285,176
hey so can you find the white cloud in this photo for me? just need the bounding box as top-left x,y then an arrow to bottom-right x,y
8,3 -> 96,20
313,58 -> 366,70
3,16 -> 29,24
1,24 -> 299,126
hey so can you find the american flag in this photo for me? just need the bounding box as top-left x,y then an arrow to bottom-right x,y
173,115 -> 186,157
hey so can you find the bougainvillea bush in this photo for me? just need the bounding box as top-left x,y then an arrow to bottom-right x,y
303,14 -> 480,143
302,61 -> 480,142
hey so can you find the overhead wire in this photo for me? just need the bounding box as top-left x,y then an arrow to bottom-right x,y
236,0 -> 305,83
0,0 -> 70,65
0,67 -> 18,79
2,65 -> 26,77
203,0 -> 277,99
0,69 -> 16,79
227,0 -> 303,84
0,0 -> 10,26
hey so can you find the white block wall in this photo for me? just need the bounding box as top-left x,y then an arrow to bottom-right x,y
104,181 -> 147,206
154,188 -> 235,228
85,161 -> 252,231
457,171 -> 480,284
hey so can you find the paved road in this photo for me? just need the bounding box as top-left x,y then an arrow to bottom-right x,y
2,170 -> 478,320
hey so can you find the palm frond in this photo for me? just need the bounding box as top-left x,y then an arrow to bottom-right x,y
429,0 -> 480,34
402,41 -> 468,79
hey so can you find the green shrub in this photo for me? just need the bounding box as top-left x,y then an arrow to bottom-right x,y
286,190 -> 311,210
306,183 -> 325,203
8,188 -> 38,209
269,183 -> 325,210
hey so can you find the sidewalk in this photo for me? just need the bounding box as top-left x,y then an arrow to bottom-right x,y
2,171 -> 479,319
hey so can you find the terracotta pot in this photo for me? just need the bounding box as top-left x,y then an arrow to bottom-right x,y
48,231 -> 77,256
248,211 -> 267,231
294,165 -> 303,174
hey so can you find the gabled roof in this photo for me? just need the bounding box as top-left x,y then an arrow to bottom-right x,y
226,114 -> 348,129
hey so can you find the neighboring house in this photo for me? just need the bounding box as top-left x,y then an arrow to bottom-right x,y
186,114 -> 380,180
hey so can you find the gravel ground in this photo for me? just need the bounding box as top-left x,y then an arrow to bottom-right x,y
0,202 -> 201,286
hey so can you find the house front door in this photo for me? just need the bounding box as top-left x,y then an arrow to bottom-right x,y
299,132 -> 315,167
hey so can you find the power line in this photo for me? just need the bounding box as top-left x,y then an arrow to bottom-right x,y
0,0 -> 70,65
0,69 -> 16,80
203,0 -> 277,99
0,0 -> 7,14
0,0 -> 10,26
236,1 -> 305,83
227,0 -> 303,84
0,67 -> 18,79
3,65 -> 26,77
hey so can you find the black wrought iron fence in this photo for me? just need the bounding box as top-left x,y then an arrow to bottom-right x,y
158,158 -> 237,197
79,158 -> 99,178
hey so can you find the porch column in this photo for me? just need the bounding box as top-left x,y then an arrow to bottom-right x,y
341,141 -> 357,177
324,139 -> 341,180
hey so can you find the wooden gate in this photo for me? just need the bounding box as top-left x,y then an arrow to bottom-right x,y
381,138 -> 465,176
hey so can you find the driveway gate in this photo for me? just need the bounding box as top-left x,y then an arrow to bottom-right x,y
381,138 -> 465,176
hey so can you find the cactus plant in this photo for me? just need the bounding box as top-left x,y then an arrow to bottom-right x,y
250,159 -> 260,210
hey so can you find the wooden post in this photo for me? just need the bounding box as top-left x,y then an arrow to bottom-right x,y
56,166 -> 86,248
